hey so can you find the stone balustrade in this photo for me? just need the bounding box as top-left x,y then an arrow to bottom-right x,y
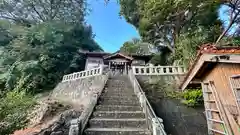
132,66 -> 187,75
128,70 -> 167,135
62,66 -> 103,82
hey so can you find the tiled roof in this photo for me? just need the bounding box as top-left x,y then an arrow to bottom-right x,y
189,44 -> 240,72
198,44 -> 240,54
180,43 -> 240,90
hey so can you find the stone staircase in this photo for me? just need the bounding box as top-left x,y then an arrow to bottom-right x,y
84,75 -> 151,135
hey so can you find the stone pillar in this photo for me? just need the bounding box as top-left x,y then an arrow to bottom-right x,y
124,62 -> 127,75
149,63 -> 153,75
99,64 -> 103,75
108,61 -> 111,69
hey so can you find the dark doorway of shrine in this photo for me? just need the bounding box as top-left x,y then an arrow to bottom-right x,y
104,53 -> 133,75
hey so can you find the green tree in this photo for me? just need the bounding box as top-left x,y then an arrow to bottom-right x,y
119,0 -> 223,65
0,91 -> 35,135
172,28 -> 208,66
120,38 -> 141,55
119,0 -> 140,27
0,1 -> 102,134
1,21 -> 102,93
120,0 -> 219,47
120,38 -> 157,56
0,0 -> 86,25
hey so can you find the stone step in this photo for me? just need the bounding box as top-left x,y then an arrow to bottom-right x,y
95,105 -> 142,112
102,90 -> 134,94
84,128 -> 150,135
88,118 -> 147,128
100,95 -> 137,99
99,96 -> 138,100
99,96 -> 138,101
93,111 -> 145,119
98,100 -> 140,106
101,93 -> 137,97
104,86 -> 132,88
100,95 -> 138,99
101,91 -> 135,95
103,88 -> 133,91
106,86 -> 133,89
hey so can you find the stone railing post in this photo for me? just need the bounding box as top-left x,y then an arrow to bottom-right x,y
158,67 -> 163,74
62,75 -> 66,82
132,66 -> 136,74
183,67 -> 187,73
99,65 -> 103,75
165,67 -> 169,74
152,118 -> 164,135
138,92 -> 145,109
69,119 -> 79,135
144,67 -> 147,74
150,64 -> 153,75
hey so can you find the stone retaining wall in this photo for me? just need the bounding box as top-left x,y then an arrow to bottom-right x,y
136,75 -> 208,135
136,75 -> 185,90
51,75 -> 108,107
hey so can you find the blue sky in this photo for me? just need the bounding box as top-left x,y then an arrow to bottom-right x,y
86,0 -> 140,53
218,5 -> 236,34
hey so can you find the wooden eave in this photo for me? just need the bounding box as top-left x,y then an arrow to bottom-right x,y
180,54 -> 240,91
103,53 -> 133,60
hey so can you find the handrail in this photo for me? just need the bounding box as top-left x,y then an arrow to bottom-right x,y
132,65 -> 186,75
62,66 -> 104,82
128,69 -> 167,135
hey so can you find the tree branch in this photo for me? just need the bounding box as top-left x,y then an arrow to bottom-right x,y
30,3 -> 45,22
37,0 -> 50,20
216,10 -> 240,43
155,23 -> 175,53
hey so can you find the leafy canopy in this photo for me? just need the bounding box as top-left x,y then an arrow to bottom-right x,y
1,22 -> 102,93
119,0 -> 223,65
0,0 -> 86,25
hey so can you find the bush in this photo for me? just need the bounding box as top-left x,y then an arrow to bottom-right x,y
0,91 -> 35,135
181,89 -> 203,107
140,78 -> 203,107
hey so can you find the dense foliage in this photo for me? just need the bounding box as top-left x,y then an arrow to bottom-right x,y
0,0 -> 103,134
141,79 -> 203,107
118,0 -> 240,66
0,91 -> 35,135
0,0 -> 86,25
0,22 -> 102,94
120,38 -> 141,55
181,89 -> 204,107
119,38 -> 156,55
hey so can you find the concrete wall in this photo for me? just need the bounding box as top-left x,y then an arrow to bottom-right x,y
85,57 -> 104,70
51,75 -> 108,107
151,99 -> 208,135
136,75 -> 208,135
136,75 -> 185,89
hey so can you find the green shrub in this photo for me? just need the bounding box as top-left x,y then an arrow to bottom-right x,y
181,89 -> 203,107
140,79 -> 203,107
0,91 -> 35,135
141,77 -> 182,102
